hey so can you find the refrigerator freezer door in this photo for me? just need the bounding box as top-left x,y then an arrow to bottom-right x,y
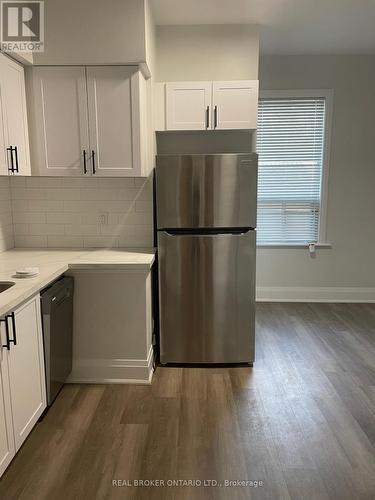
156,154 -> 257,229
158,230 -> 256,363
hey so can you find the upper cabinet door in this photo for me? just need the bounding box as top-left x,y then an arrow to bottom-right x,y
165,82 -> 211,130
86,66 -> 139,176
28,67 -> 89,176
0,77 -> 8,176
0,55 -> 30,175
7,296 -> 46,451
212,80 -> 259,130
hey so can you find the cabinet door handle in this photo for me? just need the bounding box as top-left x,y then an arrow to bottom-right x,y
206,106 -> 210,129
14,146 -> 19,173
83,149 -> 87,174
91,150 -> 96,174
6,146 -> 14,173
8,312 -> 17,346
214,106 -> 218,129
0,317 -> 11,350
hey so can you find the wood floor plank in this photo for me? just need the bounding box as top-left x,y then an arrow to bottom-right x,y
0,303 -> 375,500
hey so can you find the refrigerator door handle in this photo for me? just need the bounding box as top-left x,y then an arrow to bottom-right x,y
163,228 -> 253,237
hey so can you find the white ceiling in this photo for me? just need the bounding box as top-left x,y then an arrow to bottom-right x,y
150,0 -> 375,55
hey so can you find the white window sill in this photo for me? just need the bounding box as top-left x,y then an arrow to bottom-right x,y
257,243 -> 332,249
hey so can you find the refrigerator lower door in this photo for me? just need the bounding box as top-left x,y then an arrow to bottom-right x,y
158,230 -> 256,363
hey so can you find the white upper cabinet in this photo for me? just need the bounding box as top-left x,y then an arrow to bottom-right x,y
28,67 -> 89,176
212,80 -> 258,129
159,80 -> 259,131
87,67 -> 138,176
165,82 -> 211,130
28,66 -> 152,177
0,53 -> 31,176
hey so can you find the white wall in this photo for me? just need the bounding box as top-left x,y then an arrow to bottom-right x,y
257,55 -> 375,297
33,0 -> 147,66
155,25 -> 259,81
10,177 -> 153,248
0,178 -> 14,252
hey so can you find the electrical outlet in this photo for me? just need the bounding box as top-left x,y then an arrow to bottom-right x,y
98,212 -> 109,225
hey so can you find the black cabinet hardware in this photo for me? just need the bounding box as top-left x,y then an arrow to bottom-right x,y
14,146 -> 19,173
214,106 -> 218,129
8,312 -> 17,346
0,317 -> 11,350
83,149 -> 87,174
206,106 -> 210,129
7,146 -> 14,173
91,150 -> 96,174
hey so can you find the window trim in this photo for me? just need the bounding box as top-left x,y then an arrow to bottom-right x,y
258,89 -> 333,247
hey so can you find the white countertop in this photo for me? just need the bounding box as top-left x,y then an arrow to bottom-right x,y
0,248 -> 156,317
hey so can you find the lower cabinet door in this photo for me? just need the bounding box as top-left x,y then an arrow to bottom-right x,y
0,345 -> 15,478
7,295 -> 46,451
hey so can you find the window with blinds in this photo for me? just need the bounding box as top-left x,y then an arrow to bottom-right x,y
256,96 -> 326,245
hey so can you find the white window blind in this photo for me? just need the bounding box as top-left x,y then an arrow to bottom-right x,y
256,97 -> 326,245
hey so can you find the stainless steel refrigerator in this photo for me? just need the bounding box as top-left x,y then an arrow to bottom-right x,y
156,153 -> 257,364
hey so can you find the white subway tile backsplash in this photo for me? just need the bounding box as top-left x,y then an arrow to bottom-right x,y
11,188 -> 47,200
81,212 -> 118,225
117,211 -> 153,225
25,177 -> 63,188
29,223 -> 65,235
45,212 -> 81,224
9,177 -> 154,249
118,225 -> 153,246
0,178 -> 14,251
47,235 -> 84,248
135,201 -> 153,213
12,212 -> 46,224
28,200 -> 65,212
61,177 -> 98,188
64,224 -> 99,236
83,236 -> 119,248
10,176 -> 26,188
45,188 -> 82,201
13,223 -> 29,235
95,178 -> 135,189
14,235 -> 48,247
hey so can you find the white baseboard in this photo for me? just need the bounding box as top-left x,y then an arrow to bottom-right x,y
256,286 -> 375,303
67,346 -> 154,384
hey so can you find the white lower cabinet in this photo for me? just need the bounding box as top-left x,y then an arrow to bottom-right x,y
66,269 -> 153,384
0,349 -> 14,477
0,294 -> 47,478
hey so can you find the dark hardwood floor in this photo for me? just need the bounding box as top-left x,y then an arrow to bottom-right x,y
1,303 -> 375,499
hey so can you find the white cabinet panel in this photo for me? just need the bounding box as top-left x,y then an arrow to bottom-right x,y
86,66 -> 135,176
166,82 -> 211,130
1,57 -> 31,175
0,53 -> 31,176
67,269 -> 153,383
29,67 -> 89,176
0,80 -> 8,176
7,296 -> 46,451
160,80 -> 259,131
212,80 -> 258,129
0,326 -> 15,477
28,66 -> 151,177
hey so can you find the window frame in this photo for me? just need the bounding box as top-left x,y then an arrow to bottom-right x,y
257,89 -> 333,248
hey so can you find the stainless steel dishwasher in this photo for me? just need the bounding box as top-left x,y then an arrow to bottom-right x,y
41,277 -> 74,406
